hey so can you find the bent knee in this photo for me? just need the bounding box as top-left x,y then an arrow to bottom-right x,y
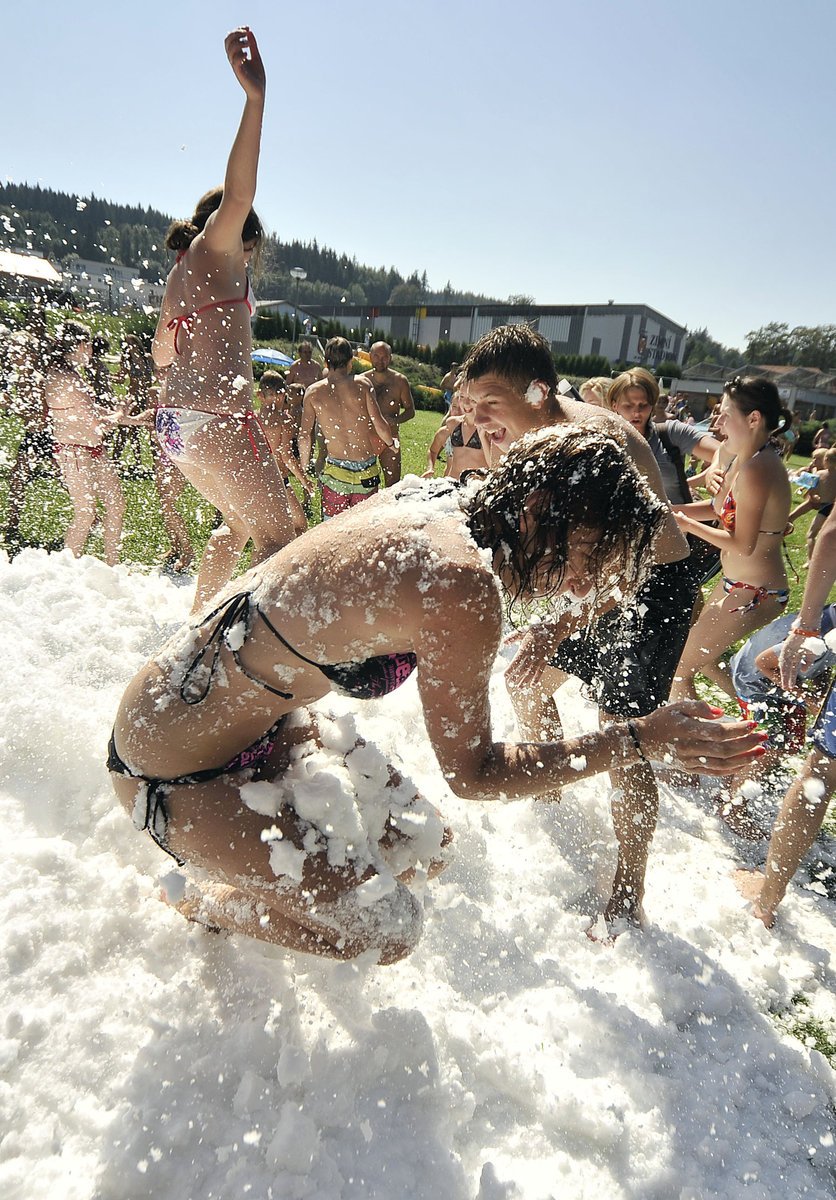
313,881 -> 423,965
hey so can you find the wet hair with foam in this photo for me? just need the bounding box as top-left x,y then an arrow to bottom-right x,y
462,425 -> 665,620
460,324 -> 558,395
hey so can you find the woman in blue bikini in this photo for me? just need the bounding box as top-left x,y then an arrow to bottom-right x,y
110,427 -> 766,963
671,375 -> 793,704
153,28 -> 297,611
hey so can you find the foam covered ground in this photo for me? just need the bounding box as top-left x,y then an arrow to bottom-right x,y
2,549 -> 836,1199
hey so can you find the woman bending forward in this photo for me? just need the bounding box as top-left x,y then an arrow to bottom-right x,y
111,427 -> 764,963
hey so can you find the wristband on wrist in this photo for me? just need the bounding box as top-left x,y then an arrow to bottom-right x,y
625,720 -> 650,764
790,624 -> 821,638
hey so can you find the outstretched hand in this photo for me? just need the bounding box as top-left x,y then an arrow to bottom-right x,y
632,700 -> 767,776
225,27 -> 265,101
778,630 -> 808,691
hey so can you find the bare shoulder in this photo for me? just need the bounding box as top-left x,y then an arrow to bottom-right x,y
422,524 -> 501,613
556,396 -> 638,446
740,446 -> 787,490
305,377 -> 328,398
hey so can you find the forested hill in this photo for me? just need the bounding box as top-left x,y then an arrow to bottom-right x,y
0,181 -> 497,309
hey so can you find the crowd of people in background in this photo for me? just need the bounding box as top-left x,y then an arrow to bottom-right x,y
2,26 -> 836,963
4,288 -> 836,949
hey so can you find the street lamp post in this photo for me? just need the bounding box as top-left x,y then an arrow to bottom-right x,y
290,266 -> 307,348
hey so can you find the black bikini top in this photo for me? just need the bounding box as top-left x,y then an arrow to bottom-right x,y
179,592 -> 416,706
450,421 -> 483,451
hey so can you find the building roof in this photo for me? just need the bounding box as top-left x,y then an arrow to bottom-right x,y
0,249 -> 63,285
681,361 -> 735,381
302,300 -> 687,333
682,360 -> 836,395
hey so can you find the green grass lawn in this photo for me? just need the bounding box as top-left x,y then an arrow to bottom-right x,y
0,410 -> 446,567
0,411 -> 829,616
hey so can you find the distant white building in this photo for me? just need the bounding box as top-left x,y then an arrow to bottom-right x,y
61,256 -> 164,313
296,300 -> 688,367
0,248 -> 63,299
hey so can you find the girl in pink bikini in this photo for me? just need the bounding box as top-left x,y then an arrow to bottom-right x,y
153,28 -> 296,611
671,375 -> 793,704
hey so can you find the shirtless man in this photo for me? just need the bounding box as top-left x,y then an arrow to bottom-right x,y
362,341 -> 415,486
287,340 -> 325,505
460,324 -> 698,935
299,337 -> 395,519
285,340 -> 323,427
257,370 -> 312,535
440,361 -> 460,410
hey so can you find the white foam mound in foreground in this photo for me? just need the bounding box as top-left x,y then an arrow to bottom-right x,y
2,548 -> 836,1199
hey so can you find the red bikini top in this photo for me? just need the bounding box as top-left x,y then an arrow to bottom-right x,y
167,254 -> 255,355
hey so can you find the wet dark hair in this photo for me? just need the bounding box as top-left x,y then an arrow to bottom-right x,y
462,425 -> 665,620
460,324 -> 558,393
324,336 -> 353,370
165,186 -> 264,271
723,375 -> 792,436
47,320 -> 91,371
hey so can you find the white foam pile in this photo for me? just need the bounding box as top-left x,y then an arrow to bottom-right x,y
2,549 -> 836,1199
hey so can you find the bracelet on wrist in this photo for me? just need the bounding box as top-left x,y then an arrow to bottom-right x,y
790,624 -> 821,638
625,720 -> 650,764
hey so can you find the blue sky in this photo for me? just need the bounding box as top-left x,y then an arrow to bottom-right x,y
3,0 -> 834,352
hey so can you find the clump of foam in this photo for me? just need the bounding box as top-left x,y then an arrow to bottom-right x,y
241,709 -> 445,885
802,778 -> 827,803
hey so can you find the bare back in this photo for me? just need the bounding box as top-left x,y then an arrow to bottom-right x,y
259,403 -> 296,460
114,489 -> 500,778
812,465 -> 836,506
303,373 -> 388,461
152,237 -> 254,415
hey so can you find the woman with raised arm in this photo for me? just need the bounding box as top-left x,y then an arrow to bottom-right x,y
671,375 -> 793,703
153,28 -> 296,610
109,427 -> 765,964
